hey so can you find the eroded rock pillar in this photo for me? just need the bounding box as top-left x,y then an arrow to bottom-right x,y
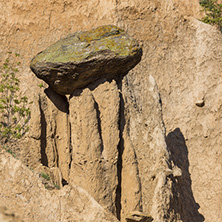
69,80 -> 120,214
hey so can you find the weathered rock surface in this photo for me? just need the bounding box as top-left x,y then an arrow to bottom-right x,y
28,87 -> 71,182
30,25 -> 142,95
69,80 -> 120,214
125,211 -> 153,222
26,76 -> 174,222
1,0 -> 222,222
121,75 -> 175,221
0,149 -> 119,222
0,206 -> 23,222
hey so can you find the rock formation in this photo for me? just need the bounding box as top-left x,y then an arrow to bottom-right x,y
0,0 -> 221,222
28,23 -> 176,219
125,211 -> 153,222
0,149 -> 119,222
30,25 -> 142,95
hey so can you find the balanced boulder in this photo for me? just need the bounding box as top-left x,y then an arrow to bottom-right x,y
30,25 -> 142,95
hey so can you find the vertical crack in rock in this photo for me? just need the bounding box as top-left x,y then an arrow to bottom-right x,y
53,122 -> 59,168
68,106 -> 72,184
66,97 -> 72,185
54,135 -> 59,168
68,115 -> 72,170
94,99 -> 104,153
39,97 -> 48,166
115,80 -> 125,221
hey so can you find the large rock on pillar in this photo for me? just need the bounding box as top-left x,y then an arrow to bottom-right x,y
29,25 -> 143,219
30,25 -> 142,95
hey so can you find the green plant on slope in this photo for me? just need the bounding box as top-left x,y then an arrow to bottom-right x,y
40,172 -> 60,190
200,0 -> 222,31
0,52 -> 31,143
40,172 -> 50,181
3,146 -> 17,158
53,183 -> 60,190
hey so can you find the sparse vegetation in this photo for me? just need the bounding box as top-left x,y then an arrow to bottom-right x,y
0,52 -> 31,143
3,146 -> 16,158
41,172 -> 61,190
44,185 -> 51,189
53,183 -> 60,190
200,0 -> 222,31
40,172 -> 50,181
37,83 -> 44,88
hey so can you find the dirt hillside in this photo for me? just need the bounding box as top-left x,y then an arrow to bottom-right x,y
0,0 -> 221,222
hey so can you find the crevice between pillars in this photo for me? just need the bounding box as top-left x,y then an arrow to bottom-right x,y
115,79 -> 125,221
39,97 -> 48,167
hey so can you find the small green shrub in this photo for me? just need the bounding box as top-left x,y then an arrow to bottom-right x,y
3,146 -> 16,158
44,185 -> 50,189
40,172 -> 50,181
200,0 -> 222,31
37,83 -> 44,88
0,52 -> 31,142
53,183 -> 60,190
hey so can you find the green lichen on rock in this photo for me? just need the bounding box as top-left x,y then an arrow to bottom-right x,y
30,25 -> 142,95
32,25 -> 139,63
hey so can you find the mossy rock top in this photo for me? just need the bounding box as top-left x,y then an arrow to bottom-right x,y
30,25 -> 142,95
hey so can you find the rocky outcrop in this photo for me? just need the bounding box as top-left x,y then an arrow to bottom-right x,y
28,24 -> 175,222
1,0 -> 222,222
0,71 -> 175,222
28,87 -> 71,182
121,74 -> 176,221
0,149 -> 119,222
69,80 -> 120,214
25,75 -> 175,222
30,25 -> 142,95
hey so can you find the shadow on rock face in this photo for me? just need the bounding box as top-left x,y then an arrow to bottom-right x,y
44,87 -> 69,114
166,128 -> 205,222
69,75 -> 126,99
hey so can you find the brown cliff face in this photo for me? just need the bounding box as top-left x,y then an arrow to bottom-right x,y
0,0 -> 221,222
